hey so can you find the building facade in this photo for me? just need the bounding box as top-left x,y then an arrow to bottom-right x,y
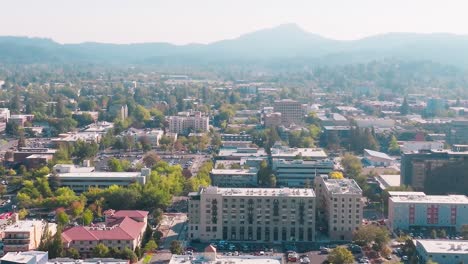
188,186 -> 316,243
2,221 -> 51,253
415,239 -> 468,264
273,100 -> 304,126
272,159 -> 334,187
168,112 -> 209,134
314,176 -> 363,241
210,168 -> 258,187
388,191 -> 468,233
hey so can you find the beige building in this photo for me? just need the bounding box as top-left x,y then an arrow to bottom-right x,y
273,99 -> 304,125
188,186 -> 316,243
2,220 -> 54,253
314,176 -> 363,241
168,112 -> 209,134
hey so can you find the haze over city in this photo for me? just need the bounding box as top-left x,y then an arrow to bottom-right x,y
2,0 -> 468,44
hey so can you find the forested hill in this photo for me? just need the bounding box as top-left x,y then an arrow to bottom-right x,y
2,24 -> 468,68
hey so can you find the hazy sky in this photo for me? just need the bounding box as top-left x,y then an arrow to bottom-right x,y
2,0 -> 468,44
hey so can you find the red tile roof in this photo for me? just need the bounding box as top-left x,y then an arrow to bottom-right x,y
112,210 -> 148,218
63,214 -> 146,243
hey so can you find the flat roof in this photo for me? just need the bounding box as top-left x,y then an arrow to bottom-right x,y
210,169 -> 257,175
322,178 -> 362,195
57,172 -> 142,178
390,192 -> 468,204
376,174 -> 401,189
2,251 -> 47,264
364,149 -> 394,160
416,239 -> 468,254
270,147 -> 327,159
169,254 -> 282,264
202,186 -> 315,198
4,220 -> 42,232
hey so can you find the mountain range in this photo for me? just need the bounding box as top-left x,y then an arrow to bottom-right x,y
2,23 -> 468,67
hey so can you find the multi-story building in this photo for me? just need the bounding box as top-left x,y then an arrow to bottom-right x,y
217,147 -> 268,161
1,251 -> 48,264
270,143 -> 328,161
168,112 -> 209,134
388,191 -> 468,233
264,112 -> 282,128
2,220 -> 54,253
401,150 -> 468,190
447,120 -> 468,145
414,239 -> 468,264
314,176 -> 364,241
62,210 -> 148,257
55,169 -> 150,193
188,186 -> 316,243
221,134 -> 252,142
210,168 -> 258,187
273,100 -> 304,126
272,159 -> 334,187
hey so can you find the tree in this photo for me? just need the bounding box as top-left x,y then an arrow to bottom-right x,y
461,225 -> 468,239
400,97 -> 410,115
143,151 -> 160,168
327,247 -> 354,264
49,228 -> 64,258
82,208 -> 94,225
120,247 -> 138,263
56,211 -> 70,226
329,171 -> 344,179
144,239 -> 158,253
93,243 -> 110,258
431,229 -> 437,239
170,240 -> 183,254
70,200 -> 85,218
341,153 -> 362,179
18,208 -> 28,220
388,135 -> 400,155
353,225 -> 390,250
66,248 -> 81,259
438,229 -> 447,238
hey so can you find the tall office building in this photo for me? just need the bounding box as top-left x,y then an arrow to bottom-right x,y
273,99 -> 304,125
188,186 -> 316,242
314,176 -> 364,241
401,150 -> 468,190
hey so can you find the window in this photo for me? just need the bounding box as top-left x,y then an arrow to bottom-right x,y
206,226 -> 211,232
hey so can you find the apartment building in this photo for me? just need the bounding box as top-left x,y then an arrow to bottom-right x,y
188,186 -> 316,243
314,176 -> 364,241
264,112 -> 282,128
273,99 -> 304,125
2,221 -> 53,253
388,191 -> 468,233
62,210 -> 148,257
168,112 -> 209,134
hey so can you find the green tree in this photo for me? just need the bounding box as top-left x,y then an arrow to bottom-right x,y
388,135 -> 400,154
400,97 -> 410,115
82,208 -> 94,225
341,153 -> 362,179
93,243 -> 110,258
120,247 -> 138,263
49,228 -> 64,258
144,239 -> 158,253
327,247 -> 354,264
66,248 -> 81,259
170,240 -> 183,254
56,211 -> 70,226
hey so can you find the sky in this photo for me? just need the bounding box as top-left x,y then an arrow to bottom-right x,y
2,0 -> 468,45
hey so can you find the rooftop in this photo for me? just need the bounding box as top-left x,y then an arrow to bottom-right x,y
416,239 -> 468,254
270,145 -> 327,159
1,251 -> 47,264
4,220 -> 42,232
210,169 -> 258,175
57,172 -> 142,178
375,174 -> 401,190
200,186 -> 315,198
169,254 -> 282,264
48,258 -> 129,264
364,149 -> 395,161
390,192 -> 468,204
322,178 -> 362,195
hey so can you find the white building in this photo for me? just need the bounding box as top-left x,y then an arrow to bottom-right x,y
270,143 -> 328,161
415,239 -> 468,264
388,192 -> 468,232
188,186 -> 316,242
0,108 -> 10,122
169,250 -> 283,264
272,159 -> 334,187
121,128 -> 164,147
399,141 -> 445,153
217,147 -> 268,161
363,149 -> 395,167
54,169 -> 150,193
314,176 -> 364,241
210,168 -> 258,187
168,112 -> 209,134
